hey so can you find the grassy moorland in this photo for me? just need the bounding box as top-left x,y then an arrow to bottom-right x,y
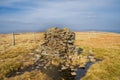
75,32 -> 120,80
0,32 -> 120,80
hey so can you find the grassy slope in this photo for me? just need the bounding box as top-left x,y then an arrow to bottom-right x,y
0,32 -> 120,80
75,32 -> 120,80
0,32 -> 45,80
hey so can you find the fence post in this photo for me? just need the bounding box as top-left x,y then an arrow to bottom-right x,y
12,32 -> 15,46
33,32 -> 36,43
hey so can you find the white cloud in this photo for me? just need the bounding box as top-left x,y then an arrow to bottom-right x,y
0,0 -> 120,33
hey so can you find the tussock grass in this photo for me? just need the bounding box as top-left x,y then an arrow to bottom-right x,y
75,32 -> 120,80
0,32 -> 44,80
4,70 -> 52,80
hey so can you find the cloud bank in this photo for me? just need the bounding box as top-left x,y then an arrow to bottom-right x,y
0,0 -> 120,33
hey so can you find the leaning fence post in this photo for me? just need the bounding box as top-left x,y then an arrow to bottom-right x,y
12,32 -> 15,46
33,32 -> 36,43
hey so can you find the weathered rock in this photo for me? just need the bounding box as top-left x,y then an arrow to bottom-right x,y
39,27 -> 76,56
71,72 -> 76,76
33,27 -> 83,80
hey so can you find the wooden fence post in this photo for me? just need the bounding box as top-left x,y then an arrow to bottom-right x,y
12,32 -> 15,46
33,32 -> 36,43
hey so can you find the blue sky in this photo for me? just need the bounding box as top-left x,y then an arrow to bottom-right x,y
0,0 -> 120,33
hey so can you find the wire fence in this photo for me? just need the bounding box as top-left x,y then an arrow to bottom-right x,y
11,32 -> 38,46
0,32 -> 44,51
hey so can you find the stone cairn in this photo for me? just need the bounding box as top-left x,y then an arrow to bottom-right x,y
34,27 -> 82,80
6,27 -> 97,80
41,27 -> 76,55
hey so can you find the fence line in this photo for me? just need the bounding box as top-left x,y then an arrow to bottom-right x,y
11,32 -> 37,46
12,32 -> 15,46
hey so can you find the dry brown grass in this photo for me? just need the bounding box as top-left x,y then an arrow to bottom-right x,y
0,32 -> 44,51
75,32 -> 120,48
0,31 -> 120,80
0,32 -> 44,80
75,32 -> 120,80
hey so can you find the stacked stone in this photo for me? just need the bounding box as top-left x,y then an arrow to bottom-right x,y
34,27 -> 82,80
40,27 -> 76,57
